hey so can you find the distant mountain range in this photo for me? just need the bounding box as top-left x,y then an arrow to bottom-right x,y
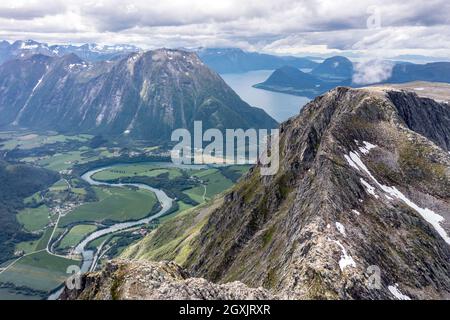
0,40 -> 321,75
196,48 -> 319,73
388,62 -> 450,83
255,56 -> 450,98
0,40 -> 140,64
0,49 -> 277,142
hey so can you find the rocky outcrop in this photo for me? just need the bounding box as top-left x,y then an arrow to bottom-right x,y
61,260 -> 276,300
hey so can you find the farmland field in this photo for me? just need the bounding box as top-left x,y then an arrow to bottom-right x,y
17,205 -> 51,232
58,225 -> 98,249
0,251 -> 79,299
187,168 -> 234,200
15,240 -> 39,255
59,186 -> 158,226
91,164 -> 182,181
0,132 -> 92,151
0,130 -> 250,299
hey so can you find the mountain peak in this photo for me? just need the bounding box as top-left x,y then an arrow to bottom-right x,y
123,85 -> 449,300
0,48 -> 277,141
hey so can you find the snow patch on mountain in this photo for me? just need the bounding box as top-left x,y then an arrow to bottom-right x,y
345,149 -> 450,245
335,222 -> 347,236
328,238 -> 356,271
388,284 -> 411,300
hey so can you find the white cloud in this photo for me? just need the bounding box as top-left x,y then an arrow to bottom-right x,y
352,59 -> 394,84
0,0 -> 449,58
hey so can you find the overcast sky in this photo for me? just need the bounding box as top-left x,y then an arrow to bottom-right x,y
0,0 -> 449,59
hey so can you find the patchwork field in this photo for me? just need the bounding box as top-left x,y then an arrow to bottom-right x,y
34,151 -> 97,172
1,129 -> 251,300
0,132 -> 92,151
91,164 -> 182,181
185,168 -> 234,201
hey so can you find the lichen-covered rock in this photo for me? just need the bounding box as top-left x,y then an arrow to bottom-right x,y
60,260 -> 276,300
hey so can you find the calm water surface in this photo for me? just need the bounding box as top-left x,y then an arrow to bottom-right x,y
221,70 -> 310,123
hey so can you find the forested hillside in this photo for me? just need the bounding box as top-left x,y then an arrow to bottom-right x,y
0,161 -> 58,262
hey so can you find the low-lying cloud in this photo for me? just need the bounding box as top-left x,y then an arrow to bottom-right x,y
352,59 -> 394,85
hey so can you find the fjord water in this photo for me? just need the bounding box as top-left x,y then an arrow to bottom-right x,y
221,70 -> 310,122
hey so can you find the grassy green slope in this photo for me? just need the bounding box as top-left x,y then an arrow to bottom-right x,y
121,197 -> 223,266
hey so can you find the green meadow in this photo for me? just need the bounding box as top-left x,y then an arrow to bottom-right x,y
59,186 -> 158,227
16,205 -> 51,232
58,225 -> 98,249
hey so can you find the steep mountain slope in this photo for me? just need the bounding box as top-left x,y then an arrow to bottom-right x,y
197,48 -> 318,73
65,85 -> 450,300
0,49 -> 277,141
182,86 -> 450,300
257,66 -> 323,89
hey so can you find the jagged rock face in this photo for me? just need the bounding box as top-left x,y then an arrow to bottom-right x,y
386,91 -> 450,150
184,87 -> 450,300
61,260 -> 276,300
0,49 -> 277,141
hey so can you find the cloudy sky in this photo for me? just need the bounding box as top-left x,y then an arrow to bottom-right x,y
1,0 -> 449,59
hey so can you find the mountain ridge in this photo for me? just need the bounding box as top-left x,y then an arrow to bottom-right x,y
0,40 -> 140,64
106,85 -> 450,300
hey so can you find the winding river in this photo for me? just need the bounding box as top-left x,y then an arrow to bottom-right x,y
75,166 -> 175,272
48,162 -> 207,299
